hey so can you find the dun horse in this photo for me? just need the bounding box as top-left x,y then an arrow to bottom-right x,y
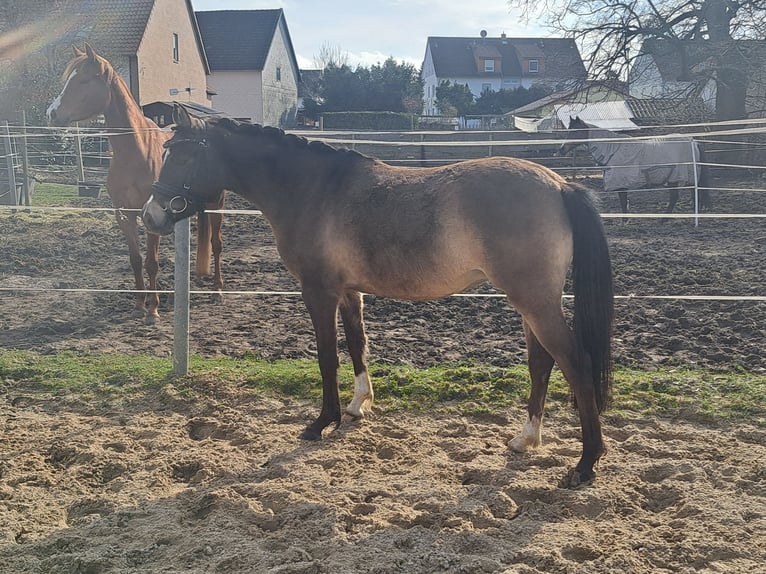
143,105 -> 615,487
47,44 -> 225,323
560,116 -> 710,214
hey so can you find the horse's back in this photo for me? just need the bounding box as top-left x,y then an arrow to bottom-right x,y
302,156 -> 574,300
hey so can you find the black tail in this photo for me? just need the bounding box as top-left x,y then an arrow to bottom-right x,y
561,184 -> 614,413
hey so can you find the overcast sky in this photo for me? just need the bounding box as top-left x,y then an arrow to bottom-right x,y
191,0 -> 546,69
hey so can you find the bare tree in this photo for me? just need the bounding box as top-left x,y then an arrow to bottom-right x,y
510,0 -> 766,120
312,42 -> 350,70
0,1 -> 82,121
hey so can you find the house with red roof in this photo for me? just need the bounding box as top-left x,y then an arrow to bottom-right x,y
421,31 -> 587,116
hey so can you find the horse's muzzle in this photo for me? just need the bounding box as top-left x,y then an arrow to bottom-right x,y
141,200 -> 175,236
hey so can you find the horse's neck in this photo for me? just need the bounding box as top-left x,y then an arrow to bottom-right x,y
103,73 -> 158,155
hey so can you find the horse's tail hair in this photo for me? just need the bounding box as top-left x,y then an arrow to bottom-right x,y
561,183 -> 614,413
195,210 -> 212,277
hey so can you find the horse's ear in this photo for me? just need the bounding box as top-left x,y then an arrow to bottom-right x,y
173,103 -> 193,129
72,44 -> 85,57
84,42 -> 98,62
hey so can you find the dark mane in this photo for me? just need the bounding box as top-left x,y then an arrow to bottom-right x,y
211,116 -> 374,161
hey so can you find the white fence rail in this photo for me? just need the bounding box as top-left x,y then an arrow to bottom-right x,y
2,120 -> 766,373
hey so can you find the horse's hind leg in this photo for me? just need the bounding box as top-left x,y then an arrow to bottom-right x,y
116,211 -> 146,317
339,290 -> 373,420
509,320 -> 554,452
517,303 -> 605,487
144,232 -> 161,324
666,188 -> 680,213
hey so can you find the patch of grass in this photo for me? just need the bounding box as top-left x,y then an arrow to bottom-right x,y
1,350 -> 764,426
33,182 -> 80,206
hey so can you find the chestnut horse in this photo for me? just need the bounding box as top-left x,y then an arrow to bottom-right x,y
143,105 -> 614,487
47,44 -> 225,323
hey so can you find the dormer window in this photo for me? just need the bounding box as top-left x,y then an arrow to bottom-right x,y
484,59 -> 495,72
528,59 -> 539,73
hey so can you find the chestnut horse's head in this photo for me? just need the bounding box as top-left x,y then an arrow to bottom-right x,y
558,116 -> 592,157
47,43 -> 113,126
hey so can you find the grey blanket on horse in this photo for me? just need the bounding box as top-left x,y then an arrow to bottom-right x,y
587,133 -> 700,191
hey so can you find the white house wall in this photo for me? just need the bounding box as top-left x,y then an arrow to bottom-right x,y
422,45 -> 438,115
629,53 -> 716,110
260,19 -> 298,127
209,71 -> 264,122
422,46 -> 553,115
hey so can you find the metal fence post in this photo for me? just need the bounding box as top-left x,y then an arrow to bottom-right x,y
173,217 -> 190,375
691,139 -> 700,228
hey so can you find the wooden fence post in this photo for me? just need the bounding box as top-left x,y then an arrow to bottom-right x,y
1,121 -> 17,205
21,111 -> 31,206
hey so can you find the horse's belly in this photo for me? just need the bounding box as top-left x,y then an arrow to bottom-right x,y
352,266 -> 489,301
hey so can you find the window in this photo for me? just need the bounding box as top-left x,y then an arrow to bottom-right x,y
528,59 -> 539,73
172,33 -> 179,62
481,83 -> 492,93
484,59 -> 494,72
276,66 -> 281,82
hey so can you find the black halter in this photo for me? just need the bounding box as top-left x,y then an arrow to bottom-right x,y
150,125 -> 210,214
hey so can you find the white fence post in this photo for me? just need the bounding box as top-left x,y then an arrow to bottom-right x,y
173,218 -> 190,375
691,139 -> 700,228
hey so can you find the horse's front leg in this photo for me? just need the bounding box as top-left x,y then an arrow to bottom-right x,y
666,187 -> 680,213
618,190 -> 629,214
339,290 -> 373,420
300,286 -> 342,440
144,232 -> 161,324
115,211 -> 146,317
510,320 -> 554,452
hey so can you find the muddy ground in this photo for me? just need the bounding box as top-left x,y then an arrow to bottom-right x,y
0,173 -> 764,573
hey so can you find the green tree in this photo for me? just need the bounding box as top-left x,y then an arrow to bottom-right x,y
368,58 -> 423,113
435,81 -> 474,116
306,58 -> 423,115
510,0 -> 766,120
472,84 -> 554,115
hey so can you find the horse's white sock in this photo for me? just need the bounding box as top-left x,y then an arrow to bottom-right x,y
346,371 -> 374,417
509,415 -> 542,452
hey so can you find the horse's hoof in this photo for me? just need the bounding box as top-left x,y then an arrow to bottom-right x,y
559,468 -> 595,489
144,313 -> 159,326
342,412 -> 362,423
299,427 -> 322,441
210,292 -> 223,304
132,307 -> 146,319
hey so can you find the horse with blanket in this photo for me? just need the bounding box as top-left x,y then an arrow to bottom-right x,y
559,116 -> 711,214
